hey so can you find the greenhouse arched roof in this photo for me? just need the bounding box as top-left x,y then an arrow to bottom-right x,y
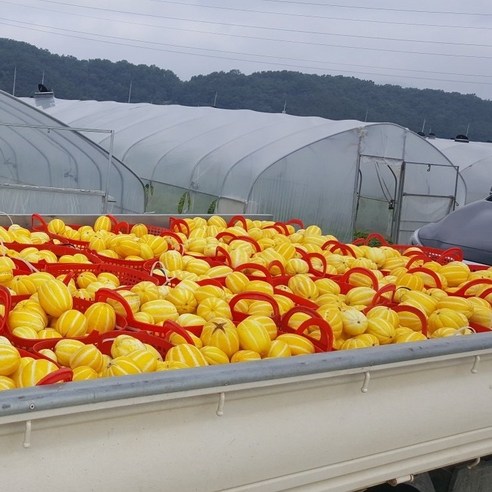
23,97 -> 454,196
24,97 -> 461,243
426,137 -> 492,204
1,91 -> 145,213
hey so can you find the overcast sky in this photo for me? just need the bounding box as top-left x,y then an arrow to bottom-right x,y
2,0 -> 492,100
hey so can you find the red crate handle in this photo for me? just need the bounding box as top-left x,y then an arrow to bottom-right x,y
214,246 -> 232,266
452,278 -> 492,297
227,215 -> 249,230
479,286 -> 492,301
268,259 -> 287,277
407,267 -> 444,289
285,218 -> 304,229
161,230 -> 184,246
436,247 -> 464,263
321,240 -> 357,258
272,287 -> 319,310
229,292 -> 281,324
113,220 -> 131,234
280,305 -> 333,352
160,319 -> 197,344
234,262 -> 273,281
95,288 -> 137,319
0,285 -> 12,332
94,289 -> 194,341
264,222 -> 290,235
230,236 -> 262,253
340,267 -> 379,290
368,283 -> 397,308
295,249 -> 327,277
37,368 -> 73,385
216,231 -> 238,244
169,217 -> 190,236
392,304 -> 428,337
405,253 -> 432,269
31,213 -> 49,231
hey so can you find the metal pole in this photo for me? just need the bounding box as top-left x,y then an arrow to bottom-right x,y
128,80 -> 132,103
12,66 -> 16,96
104,130 -> 115,213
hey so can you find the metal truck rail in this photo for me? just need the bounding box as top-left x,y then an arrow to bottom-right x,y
1,335 -> 492,491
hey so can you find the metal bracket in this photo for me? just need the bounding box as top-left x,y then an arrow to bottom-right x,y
23,420 -> 32,448
216,392 -> 225,417
471,355 -> 480,374
388,474 -> 414,486
361,372 -> 370,393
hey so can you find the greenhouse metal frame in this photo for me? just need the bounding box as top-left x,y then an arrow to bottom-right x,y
24,97 -> 463,243
0,90 -> 145,214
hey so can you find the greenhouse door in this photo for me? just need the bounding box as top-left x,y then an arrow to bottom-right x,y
354,156 -> 402,242
397,161 -> 459,244
354,157 -> 459,244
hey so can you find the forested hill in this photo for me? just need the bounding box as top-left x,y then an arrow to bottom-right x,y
1,37 -> 492,142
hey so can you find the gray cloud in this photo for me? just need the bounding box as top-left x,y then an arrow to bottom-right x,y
2,0 -> 492,100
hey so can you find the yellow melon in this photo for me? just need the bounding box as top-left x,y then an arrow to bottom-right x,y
84,302 -> 116,334
11,326 -> 39,340
37,328 -> 63,340
8,309 -> 46,332
287,274 -> 319,300
126,349 -> 158,373
436,296 -> 474,319
93,215 -> 113,232
230,350 -> 262,362
266,339 -> 292,358
200,318 -> 239,357
236,316 -> 272,356
275,333 -> 315,355
102,356 -> 142,377
165,344 -> 208,367
72,366 -> 99,381
200,346 -> 230,365
155,360 -> 190,371
111,335 -> 147,358
166,287 -> 198,315
366,306 -> 399,329
140,299 -> 179,324
197,297 -> 232,321
366,318 -> 396,345
38,349 -> 58,363
0,344 -> 21,376
55,309 -> 88,338
439,262 -> 471,287
345,286 -> 377,307
341,308 -> 368,336
159,250 -> 184,271
427,308 -> 469,333
0,375 -> 16,391
47,218 -> 66,234
69,344 -> 104,372
395,331 -> 427,343
38,279 -> 73,317
340,337 -> 371,350
19,359 -> 60,387
8,275 -> 37,296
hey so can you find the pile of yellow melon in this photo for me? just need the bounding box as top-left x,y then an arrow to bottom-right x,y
0,214 -> 488,391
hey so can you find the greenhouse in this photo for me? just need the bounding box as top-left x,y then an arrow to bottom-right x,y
24,96 -> 462,243
0,90 -> 145,214
426,136 -> 492,205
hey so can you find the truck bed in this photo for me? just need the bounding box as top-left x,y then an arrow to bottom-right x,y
2,334 -> 492,492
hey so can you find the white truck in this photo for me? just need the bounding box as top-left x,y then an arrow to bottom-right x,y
1,214 -> 491,492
